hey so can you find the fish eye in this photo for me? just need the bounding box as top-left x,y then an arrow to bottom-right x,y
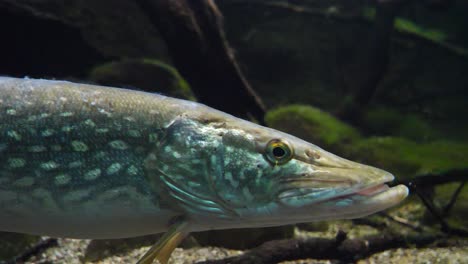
265,139 -> 294,165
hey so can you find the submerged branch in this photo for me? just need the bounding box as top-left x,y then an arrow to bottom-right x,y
405,168 -> 468,237
197,231 -> 443,264
405,168 -> 468,187
378,212 -> 423,232
443,181 -> 466,216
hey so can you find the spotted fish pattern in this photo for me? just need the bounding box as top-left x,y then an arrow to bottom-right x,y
0,77 -> 192,237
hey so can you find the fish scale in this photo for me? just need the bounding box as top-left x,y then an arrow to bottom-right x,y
1,123 -> 156,212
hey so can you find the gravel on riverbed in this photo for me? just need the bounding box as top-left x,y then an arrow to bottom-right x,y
24,237 -> 468,264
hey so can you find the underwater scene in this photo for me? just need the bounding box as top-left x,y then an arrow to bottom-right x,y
0,0 -> 467,263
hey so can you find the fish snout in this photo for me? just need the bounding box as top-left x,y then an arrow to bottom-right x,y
293,145 -> 396,191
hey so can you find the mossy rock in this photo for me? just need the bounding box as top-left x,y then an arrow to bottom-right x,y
398,114 -> 436,141
3,0 -> 168,58
0,232 -> 40,260
193,226 -> 294,250
265,105 -> 361,151
89,58 -> 195,100
362,107 -> 402,136
363,107 -> 438,141
346,137 -> 468,181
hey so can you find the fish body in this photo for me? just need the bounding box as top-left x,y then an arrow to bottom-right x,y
0,77 -> 408,262
0,77 -> 188,238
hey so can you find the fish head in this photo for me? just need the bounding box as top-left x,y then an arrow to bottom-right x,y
150,114 -> 408,229
212,121 -> 408,226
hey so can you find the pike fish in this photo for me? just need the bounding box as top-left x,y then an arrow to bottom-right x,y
0,77 -> 408,263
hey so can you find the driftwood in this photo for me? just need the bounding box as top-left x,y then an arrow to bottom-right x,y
135,0 -> 266,123
197,231 -> 443,264
404,168 -> 468,237
404,168 -> 468,187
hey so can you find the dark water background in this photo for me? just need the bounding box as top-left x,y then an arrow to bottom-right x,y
0,0 -> 467,263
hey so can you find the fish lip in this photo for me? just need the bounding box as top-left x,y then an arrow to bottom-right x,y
337,172 -> 395,198
317,180 -> 409,206
325,183 -> 390,202
277,172 -> 397,202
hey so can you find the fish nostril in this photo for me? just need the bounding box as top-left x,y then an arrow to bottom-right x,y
305,150 -> 320,160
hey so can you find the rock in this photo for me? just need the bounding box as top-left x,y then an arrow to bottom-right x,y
89,58 -> 195,100
362,107 -> 437,142
1,0 -> 167,58
84,234 -> 161,262
346,137 -> 468,181
357,246 -> 468,264
266,104 -> 361,151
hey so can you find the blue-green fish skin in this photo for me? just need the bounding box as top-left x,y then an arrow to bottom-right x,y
0,77 -> 408,239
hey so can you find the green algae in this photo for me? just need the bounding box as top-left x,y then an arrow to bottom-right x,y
265,105 -> 360,150
266,104 -> 468,183
141,59 -> 192,99
89,58 -> 195,101
362,6 -> 468,57
362,7 -> 446,42
394,17 -> 447,42
347,137 -> 468,181
363,107 -> 438,141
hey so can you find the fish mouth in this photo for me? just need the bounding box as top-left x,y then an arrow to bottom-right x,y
314,165 -> 408,208
327,183 -> 409,219
278,173 -> 409,221
278,164 -> 396,199
278,177 -> 400,203
276,144 -> 409,219
278,164 -> 408,213
355,183 -> 390,196
323,183 -> 408,205
331,182 -> 392,200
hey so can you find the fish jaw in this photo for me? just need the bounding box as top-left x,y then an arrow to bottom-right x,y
277,181 -> 408,222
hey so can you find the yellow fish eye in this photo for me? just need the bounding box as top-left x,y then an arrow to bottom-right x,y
265,139 -> 294,165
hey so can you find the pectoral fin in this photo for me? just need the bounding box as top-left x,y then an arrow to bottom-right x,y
136,218 -> 189,264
